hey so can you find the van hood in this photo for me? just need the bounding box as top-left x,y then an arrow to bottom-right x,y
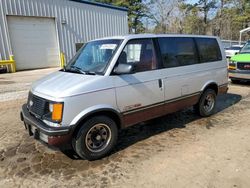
31,71 -> 105,98
231,53 -> 250,62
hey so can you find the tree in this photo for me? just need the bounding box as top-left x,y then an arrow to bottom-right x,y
97,0 -> 250,41
183,7 -> 204,34
95,0 -> 148,33
146,0 -> 179,33
210,0 -> 250,40
180,0 -> 217,34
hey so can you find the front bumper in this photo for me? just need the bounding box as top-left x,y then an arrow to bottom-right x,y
229,70 -> 250,80
20,104 -> 73,146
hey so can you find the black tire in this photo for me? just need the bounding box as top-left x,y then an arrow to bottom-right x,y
231,79 -> 240,84
194,89 -> 217,117
72,116 -> 118,160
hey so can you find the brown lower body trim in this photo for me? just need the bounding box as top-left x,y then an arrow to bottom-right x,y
218,84 -> 228,94
121,94 -> 200,128
48,133 -> 72,146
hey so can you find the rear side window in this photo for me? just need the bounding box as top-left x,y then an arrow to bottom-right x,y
195,38 -> 222,62
158,37 -> 199,68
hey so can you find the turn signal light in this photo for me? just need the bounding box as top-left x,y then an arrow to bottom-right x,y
228,63 -> 236,70
52,103 -> 63,121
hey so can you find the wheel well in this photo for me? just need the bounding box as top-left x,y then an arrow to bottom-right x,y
203,83 -> 218,95
72,110 -> 122,137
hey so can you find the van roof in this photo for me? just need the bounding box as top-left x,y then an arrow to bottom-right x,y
92,34 -> 220,41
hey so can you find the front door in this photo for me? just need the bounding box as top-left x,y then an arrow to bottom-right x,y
114,39 -> 164,126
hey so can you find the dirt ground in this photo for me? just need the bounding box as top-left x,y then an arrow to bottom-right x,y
0,68 -> 58,101
1,69 -> 250,188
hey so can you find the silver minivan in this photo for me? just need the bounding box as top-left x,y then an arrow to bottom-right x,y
21,34 -> 228,160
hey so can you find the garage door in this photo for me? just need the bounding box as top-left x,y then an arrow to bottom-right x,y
7,16 -> 60,70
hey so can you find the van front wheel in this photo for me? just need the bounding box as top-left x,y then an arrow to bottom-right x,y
73,116 -> 118,160
194,89 -> 217,117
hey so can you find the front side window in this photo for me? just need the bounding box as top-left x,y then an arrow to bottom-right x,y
117,39 -> 157,73
66,39 -> 122,75
196,38 -> 222,62
158,37 -> 199,68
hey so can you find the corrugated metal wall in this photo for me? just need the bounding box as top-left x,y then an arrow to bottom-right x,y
0,0 -> 128,61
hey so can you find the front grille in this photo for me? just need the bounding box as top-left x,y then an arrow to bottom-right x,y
237,62 -> 250,70
27,92 -> 47,117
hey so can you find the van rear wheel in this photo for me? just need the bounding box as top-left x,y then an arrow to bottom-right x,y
194,89 -> 217,117
73,116 -> 118,160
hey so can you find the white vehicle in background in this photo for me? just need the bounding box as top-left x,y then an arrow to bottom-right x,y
225,45 -> 243,58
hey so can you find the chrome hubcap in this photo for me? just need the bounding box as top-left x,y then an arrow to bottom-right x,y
203,94 -> 215,112
85,123 -> 111,153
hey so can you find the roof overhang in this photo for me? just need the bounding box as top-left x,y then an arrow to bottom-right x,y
69,0 -> 128,12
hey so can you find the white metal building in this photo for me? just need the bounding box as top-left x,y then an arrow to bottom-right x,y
0,0 -> 128,70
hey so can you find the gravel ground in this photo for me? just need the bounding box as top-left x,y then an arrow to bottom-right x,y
0,68 -> 58,101
0,69 -> 250,188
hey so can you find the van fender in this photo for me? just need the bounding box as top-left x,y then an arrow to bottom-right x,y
200,80 -> 219,94
69,104 -> 122,126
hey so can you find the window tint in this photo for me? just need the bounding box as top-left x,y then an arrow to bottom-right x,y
196,38 -> 222,62
158,37 -> 199,68
117,39 -> 157,72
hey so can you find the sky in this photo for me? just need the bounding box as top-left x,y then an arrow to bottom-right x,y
186,0 -> 198,4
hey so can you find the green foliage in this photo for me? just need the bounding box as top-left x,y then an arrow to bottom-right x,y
95,0 -> 250,40
180,0 -> 217,34
179,0 -> 250,40
212,0 -> 250,40
95,0 -> 147,33
183,7 -> 204,34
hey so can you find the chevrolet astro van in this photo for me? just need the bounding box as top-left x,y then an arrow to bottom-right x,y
228,40 -> 250,83
21,34 -> 228,160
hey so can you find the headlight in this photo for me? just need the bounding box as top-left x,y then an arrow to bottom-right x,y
49,103 -> 53,112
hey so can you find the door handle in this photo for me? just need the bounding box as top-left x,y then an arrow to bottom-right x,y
158,79 -> 162,89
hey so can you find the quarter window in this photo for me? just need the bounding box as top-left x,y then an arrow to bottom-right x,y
117,39 -> 157,73
195,38 -> 222,62
158,37 -> 199,68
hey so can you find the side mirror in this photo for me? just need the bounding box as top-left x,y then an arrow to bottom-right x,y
113,63 -> 134,75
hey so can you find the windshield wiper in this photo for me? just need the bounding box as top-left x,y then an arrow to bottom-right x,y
70,65 -> 86,74
69,65 -> 96,75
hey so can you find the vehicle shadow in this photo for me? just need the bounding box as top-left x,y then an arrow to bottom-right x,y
61,92 -> 242,160
216,93 -> 242,113
114,92 -> 242,153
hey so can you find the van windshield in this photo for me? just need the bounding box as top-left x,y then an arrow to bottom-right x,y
240,42 -> 250,54
65,39 -> 122,75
